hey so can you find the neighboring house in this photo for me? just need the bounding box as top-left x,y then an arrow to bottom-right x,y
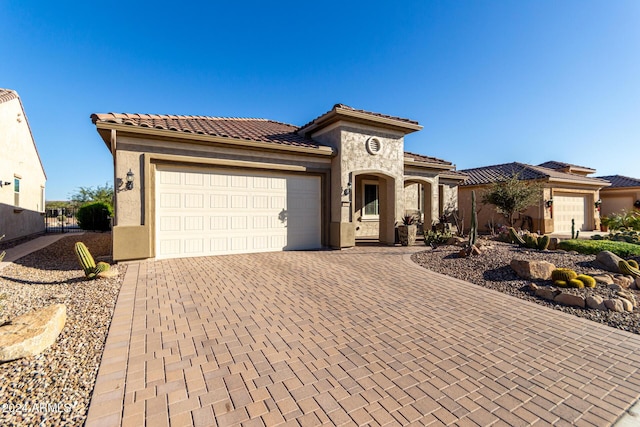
458,161 -> 610,234
597,175 -> 640,218
91,104 -> 466,261
0,89 -> 46,241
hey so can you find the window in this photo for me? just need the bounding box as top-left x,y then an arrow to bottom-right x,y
14,177 -> 20,207
363,183 -> 379,217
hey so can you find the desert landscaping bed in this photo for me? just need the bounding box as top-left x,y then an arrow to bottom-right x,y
412,239 -> 640,335
0,233 -> 123,426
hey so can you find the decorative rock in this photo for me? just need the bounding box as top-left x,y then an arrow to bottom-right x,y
635,277 -> 640,290
594,251 -> 624,273
97,267 -> 118,279
616,291 -> 638,308
612,275 -> 633,289
593,274 -> 614,285
471,245 -> 482,256
446,236 -> 467,246
619,298 -> 634,312
554,293 -> 585,308
536,287 -> 561,301
528,283 -> 539,291
604,299 -> 625,313
0,304 -> 66,362
547,237 -> 561,251
608,283 -> 623,291
510,259 -> 556,280
586,295 -> 606,310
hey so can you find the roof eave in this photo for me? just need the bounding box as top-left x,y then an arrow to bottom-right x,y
403,158 -> 454,171
94,122 -> 335,157
298,109 -> 422,137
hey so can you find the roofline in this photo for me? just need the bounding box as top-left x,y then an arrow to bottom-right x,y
6,92 -> 47,180
298,106 -> 423,137
95,122 -> 335,157
403,157 -> 455,171
439,172 -> 468,182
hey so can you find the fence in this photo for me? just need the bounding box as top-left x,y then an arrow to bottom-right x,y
44,208 -> 82,233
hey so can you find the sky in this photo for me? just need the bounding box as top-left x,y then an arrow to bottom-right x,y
1,1 -> 639,201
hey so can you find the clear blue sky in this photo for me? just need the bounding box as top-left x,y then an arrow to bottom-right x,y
2,1 -> 638,201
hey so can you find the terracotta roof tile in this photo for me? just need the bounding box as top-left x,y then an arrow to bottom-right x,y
0,88 -> 19,104
298,104 -> 419,133
404,151 -> 452,166
597,175 -> 640,188
460,162 -> 608,186
538,160 -> 595,172
91,113 -> 322,148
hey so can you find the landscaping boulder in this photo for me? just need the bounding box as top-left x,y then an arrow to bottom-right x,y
510,259 -> 555,280
594,251 -> 624,273
535,287 -> 561,301
547,237 -> 561,251
0,304 -> 66,362
604,299 -> 625,313
612,275 -> 633,289
586,295 -> 605,310
619,298 -> 634,312
446,236 -> 466,247
592,274 -> 614,285
617,291 -> 637,308
554,293 -> 585,308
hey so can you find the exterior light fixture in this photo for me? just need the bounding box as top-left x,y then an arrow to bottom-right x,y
342,182 -> 352,196
594,199 -> 602,209
126,169 -> 135,190
545,198 -> 553,208
0,181 -> 10,188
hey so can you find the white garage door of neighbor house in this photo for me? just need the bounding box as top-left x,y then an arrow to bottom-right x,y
554,194 -> 587,233
155,166 -> 321,259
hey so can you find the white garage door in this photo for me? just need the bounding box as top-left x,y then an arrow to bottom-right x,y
554,194 -> 588,233
155,166 -> 321,259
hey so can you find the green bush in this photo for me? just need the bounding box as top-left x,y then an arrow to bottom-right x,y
77,202 -> 112,232
601,210 -> 640,231
558,239 -> 640,258
424,230 -> 452,246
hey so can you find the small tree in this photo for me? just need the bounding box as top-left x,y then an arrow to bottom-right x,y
481,175 -> 542,227
70,182 -> 113,209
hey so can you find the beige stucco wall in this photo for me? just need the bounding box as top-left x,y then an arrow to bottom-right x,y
600,188 -> 640,218
0,96 -> 46,240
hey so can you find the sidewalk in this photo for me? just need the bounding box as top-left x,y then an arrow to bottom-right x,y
0,233 -> 84,271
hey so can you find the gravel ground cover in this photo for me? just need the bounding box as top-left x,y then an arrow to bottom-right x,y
412,238 -> 640,335
0,233 -> 123,426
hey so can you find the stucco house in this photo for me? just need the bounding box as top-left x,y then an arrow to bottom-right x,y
91,104 -> 465,261
0,89 -> 46,241
597,175 -> 640,218
458,161 -> 610,234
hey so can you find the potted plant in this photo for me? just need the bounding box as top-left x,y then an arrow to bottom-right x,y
397,214 -> 417,246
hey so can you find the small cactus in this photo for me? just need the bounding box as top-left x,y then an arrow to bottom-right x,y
0,234 -> 5,263
575,274 -> 596,288
554,280 -> 568,288
537,235 -> 550,251
75,242 -> 111,280
568,279 -> 585,289
469,190 -> 478,247
571,219 -> 580,239
619,260 -> 640,279
628,260 -> 639,269
551,268 -> 578,282
509,227 -> 525,246
524,233 -> 538,249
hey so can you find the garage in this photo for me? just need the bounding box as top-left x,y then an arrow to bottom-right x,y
155,166 -> 322,259
553,194 -> 588,233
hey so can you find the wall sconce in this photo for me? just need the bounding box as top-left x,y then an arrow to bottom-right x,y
594,199 -> 602,209
545,199 -> 553,208
0,181 -> 11,188
125,169 -> 135,190
342,182 -> 352,197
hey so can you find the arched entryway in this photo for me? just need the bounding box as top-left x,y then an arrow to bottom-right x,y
404,178 -> 435,229
351,171 -> 397,245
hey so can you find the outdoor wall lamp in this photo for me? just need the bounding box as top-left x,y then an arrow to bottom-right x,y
0,181 -> 10,188
342,181 -> 352,196
125,169 -> 135,190
545,199 -> 553,208
594,199 -> 602,209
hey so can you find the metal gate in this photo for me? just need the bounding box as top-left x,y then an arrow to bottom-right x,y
44,208 -> 82,233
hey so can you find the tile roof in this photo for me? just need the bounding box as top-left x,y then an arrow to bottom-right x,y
0,88 -> 19,104
597,175 -> 640,188
404,151 -> 452,166
538,160 -> 595,172
91,113 -> 322,148
331,104 -> 419,125
460,162 -> 608,187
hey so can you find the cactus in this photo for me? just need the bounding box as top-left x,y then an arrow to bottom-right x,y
619,260 -> 640,279
568,279 -> 585,288
571,219 -> 580,239
523,233 -> 538,249
628,260 -> 639,269
554,280 -> 568,288
0,234 -> 5,263
537,235 -> 550,250
508,227 -> 525,246
468,190 -> 478,247
551,268 -> 578,282
75,242 -> 111,280
575,274 -> 596,288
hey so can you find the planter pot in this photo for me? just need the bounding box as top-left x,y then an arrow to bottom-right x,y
397,224 -> 417,246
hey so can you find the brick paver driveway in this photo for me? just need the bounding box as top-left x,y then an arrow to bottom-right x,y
86,246 -> 640,426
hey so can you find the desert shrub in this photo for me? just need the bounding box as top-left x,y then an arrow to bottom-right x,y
601,210 -> 640,231
424,230 -> 452,246
558,239 -> 640,258
77,202 -> 112,232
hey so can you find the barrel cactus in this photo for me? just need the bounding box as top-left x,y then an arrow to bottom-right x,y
554,280 -> 568,288
75,242 -> 111,280
619,260 -> 640,279
537,235 -> 550,251
568,279 -> 585,289
575,274 -> 596,288
628,260 -> 639,269
509,227 -> 525,246
551,268 -> 578,282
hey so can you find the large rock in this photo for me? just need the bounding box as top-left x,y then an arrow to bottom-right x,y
554,293 -> 585,308
593,274 -> 614,285
548,237 -> 561,251
535,287 -> 561,301
594,251 -> 624,273
0,304 -> 66,362
612,275 -> 633,289
604,299 -> 625,313
586,295 -> 605,310
510,259 -> 556,280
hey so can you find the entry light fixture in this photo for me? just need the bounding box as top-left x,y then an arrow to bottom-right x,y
125,169 -> 135,190
0,181 -> 11,188
545,198 -> 553,208
594,199 -> 602,209
342,181 -> 352,196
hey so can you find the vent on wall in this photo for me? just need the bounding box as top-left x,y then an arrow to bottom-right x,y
366,137 -> 382,155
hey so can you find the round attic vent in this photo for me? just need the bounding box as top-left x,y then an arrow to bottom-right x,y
366,137 -> 382,155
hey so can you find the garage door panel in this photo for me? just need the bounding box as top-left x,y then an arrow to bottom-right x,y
156,167 -> 321,259
554,194 -> 588,232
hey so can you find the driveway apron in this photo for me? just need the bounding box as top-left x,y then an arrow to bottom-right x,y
86,246 -> 640,426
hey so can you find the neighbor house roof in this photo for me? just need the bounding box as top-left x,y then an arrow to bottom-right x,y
297,104 -> 423,137
0,88 -> 19,104
460,162 -> 609,187
538,160 -> 595,175
91,113 -> 322,149
597,175 -> 640,188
